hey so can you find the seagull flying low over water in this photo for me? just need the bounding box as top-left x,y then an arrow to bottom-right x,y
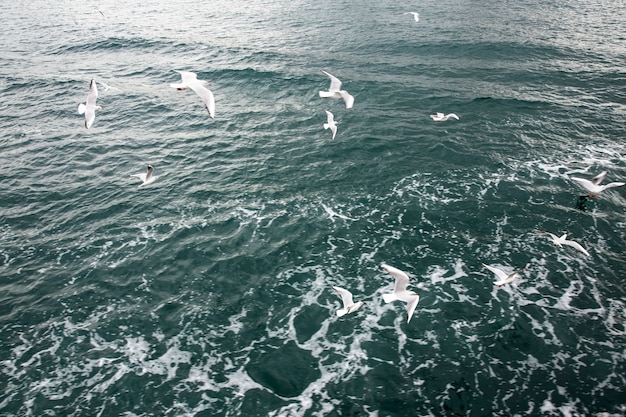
78,79 -> 102,129
404,12 -> 419,22
324,110 -> 338,139
332,286 -> 365,317
319,70 -> 354,109
381,263 -> 420,323
483,263 -> 528,288
171,70 -> 215,118
430,112 -> 459,122
131,165 -> 158,187
570,171 -> 625,197
544,232 -> 590,257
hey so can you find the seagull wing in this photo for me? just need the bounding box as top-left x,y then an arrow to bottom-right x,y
382,263 -> 410,293
591,171 -> 607,185
188,82 -> 215,118
497,272 -> 519,286
448,113 -> 459,120
84,109 -> 96,128
339,90 -> 354,109
131,173 -> 148,182
571,177 -> 595,193
403,294 -> 420,323
321,70 -> 342,92
332,286 -> 354,308
604,181 -> 625,190
561,239 -> 590,256
325,111 -> 335,124
176,70 -> 198,83
497,264 -> 528,285
545,232 -> 560,245
145,166 -> 153,181
86,80 -> 98,106
483,264 -> 509,282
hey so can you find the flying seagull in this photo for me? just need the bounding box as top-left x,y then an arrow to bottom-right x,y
430,112 -> 459,122
323,110 -> 338,140
77,79 -> 102,129
319,70 -> 354,109
483,263 -> 527,287
404,12 -> 419,22
571,171 -> 625,197
131,165 -> 158,187
171,70 -> 215,118
381,263 -> 420,323
332,286 -> 365,317
544,232 -> 590,257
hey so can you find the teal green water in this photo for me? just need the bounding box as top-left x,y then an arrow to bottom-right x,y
1,0 -> 626,416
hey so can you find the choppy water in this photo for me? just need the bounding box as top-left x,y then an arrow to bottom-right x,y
1,0 -> 626,416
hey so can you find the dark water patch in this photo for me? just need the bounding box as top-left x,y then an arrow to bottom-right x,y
49,36 -> 178,55
293,304 -> 327,344
239,389 -> 289,416
246,340 -> 320,398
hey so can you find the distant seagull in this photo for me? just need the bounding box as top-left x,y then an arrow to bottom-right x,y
404,12 -> 419,22
571,171 -> 625,197
97,81 -> 118,92
323,110 -> 338,139
319,70 -> 354,109
381,263 -> 420,323
430,112 -> 459,122
171,70 -> 215,118
77,79 -> 102,129
332,286 -> 365,317
131,165 -> 158,187
544,232 -> 590,257
483,263 -> 527,288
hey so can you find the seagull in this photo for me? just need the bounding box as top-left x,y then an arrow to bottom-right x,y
77,79 -> 102,129
404,12 -> 419,22
430,112 -> 459,122
544,232 -> 590,257
319,70 -> 354,109
171,70 -> 215,118
483,263 -> 527,288
571,171 -> 625,198
332,286 -> 365,317
323,111 -> 338,139
381,263 -> 420,323
131,165 -> 158,187
97,81 -> 116,92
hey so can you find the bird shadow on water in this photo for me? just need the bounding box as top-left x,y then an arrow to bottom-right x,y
574,195 -> 595,212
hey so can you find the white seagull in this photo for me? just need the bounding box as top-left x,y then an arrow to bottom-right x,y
544,232 -> 590,257
323,110 -> 338,140
381,263 -> 420,323
131,165 -> 158,187
319,70 -> 354,109
404,12 -> 419,22
430,112 -> 459,122
332,286 -> 365,317
483,263 -> 527,288
171,70 -> 215,118
571,171 -> 625,197
78,79 -> 102,129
